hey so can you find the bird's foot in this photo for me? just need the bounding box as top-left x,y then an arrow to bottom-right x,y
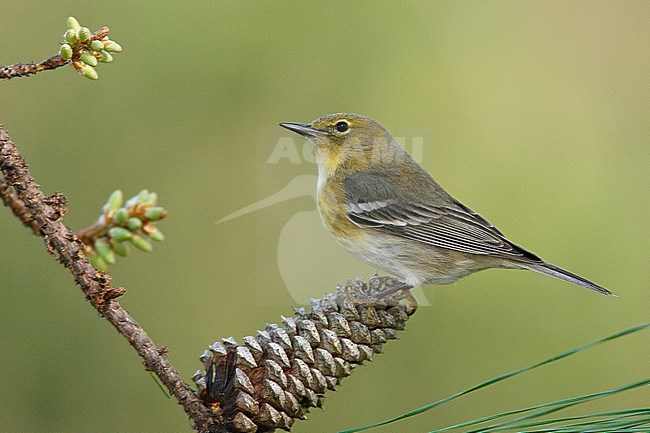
376,280 -> 413,300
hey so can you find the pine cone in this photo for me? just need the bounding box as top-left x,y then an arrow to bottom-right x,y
192,275 -> 418,432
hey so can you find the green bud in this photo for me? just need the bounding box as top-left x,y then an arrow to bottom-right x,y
136,189 -> 150,204
80,64 -> 98,80
94,238 -> 110,256
112,241 -> 130,257
98,51 -> 113,63
90,255 -> 107,271
80,51 -> 98,67
109,227 -> 132,241
131,234 -> 153,252
145,192 -> 158,205
67,16 -> 81,32
59,44 -> 73,60
113,208 -> 129,224
64,29 -> 77,44
104,41 -> 123,53
103,250 -> 116,265
78,27 -> 92,42
126,189 -> 149,207
145,207 -> 166,221
127,217 -> 143,231
94,239 -> 115,265
148,227 -> 165,242
106,190 -> 124,211
90,40 -> 104,52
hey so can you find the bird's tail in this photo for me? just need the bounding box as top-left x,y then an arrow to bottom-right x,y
520,262 -> 615,296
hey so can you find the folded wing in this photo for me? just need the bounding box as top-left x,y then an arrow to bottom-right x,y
344,173 -> 541,261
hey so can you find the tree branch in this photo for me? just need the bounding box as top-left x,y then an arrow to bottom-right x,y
0,180 -> 41,235
0,55 -> 69,80
0,123 -> 222,432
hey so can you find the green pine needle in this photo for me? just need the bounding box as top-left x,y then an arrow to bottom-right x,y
431,380 -> 649,433
487,408 -> 650,432
149,371 -> 171,399
339,323 -> 649,433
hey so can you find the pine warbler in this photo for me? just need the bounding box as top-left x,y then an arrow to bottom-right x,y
280,113 -> 613,296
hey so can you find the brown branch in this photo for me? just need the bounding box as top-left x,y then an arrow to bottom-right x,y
0,54 -> 69,80
76,220 -> 106,245
0,180 -> 41,235
0,123 -> 222,432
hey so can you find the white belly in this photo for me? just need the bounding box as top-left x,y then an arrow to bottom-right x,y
331,229 -> 487,287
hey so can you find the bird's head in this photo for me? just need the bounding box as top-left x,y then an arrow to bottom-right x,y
280,113 -> 397,176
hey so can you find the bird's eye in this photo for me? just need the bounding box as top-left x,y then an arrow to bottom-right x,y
335,121 -> 349,133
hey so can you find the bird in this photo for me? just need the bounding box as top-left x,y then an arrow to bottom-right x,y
279,113 -> 614,296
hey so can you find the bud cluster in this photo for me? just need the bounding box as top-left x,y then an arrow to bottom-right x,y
193,275 -> 418,432
59,16 -> 122,80
81,189 -> 167,271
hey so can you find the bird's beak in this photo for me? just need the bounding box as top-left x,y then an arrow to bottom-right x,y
279,122 -> 324,137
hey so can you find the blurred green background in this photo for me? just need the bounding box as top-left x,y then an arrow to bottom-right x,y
1,1 -> 648,432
